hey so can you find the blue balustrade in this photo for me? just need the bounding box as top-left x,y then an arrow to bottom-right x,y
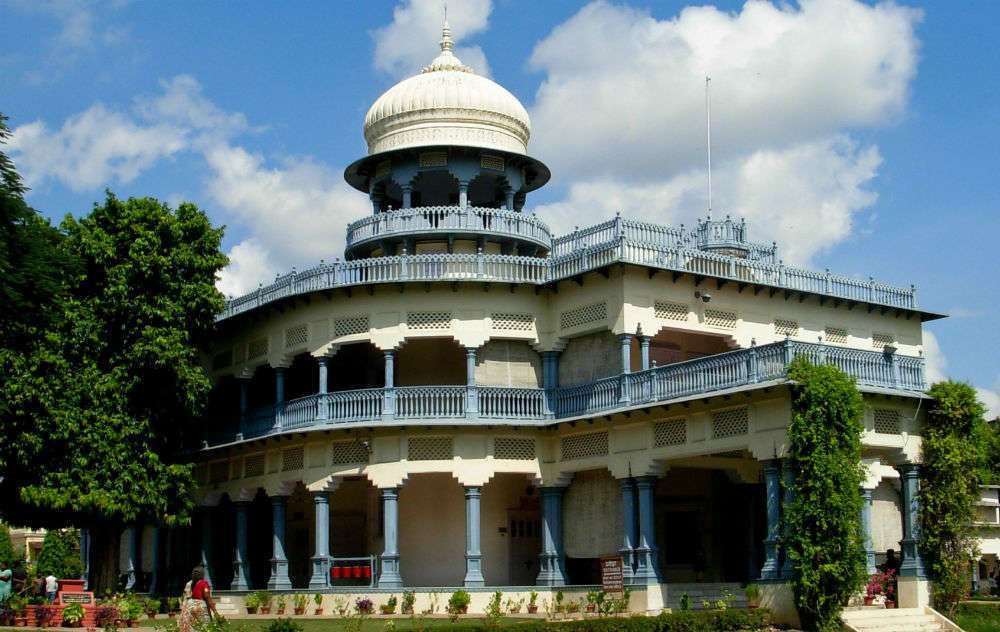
206,341 -> 926,447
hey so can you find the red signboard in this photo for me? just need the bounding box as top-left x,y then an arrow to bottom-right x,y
600,555 -> 624,596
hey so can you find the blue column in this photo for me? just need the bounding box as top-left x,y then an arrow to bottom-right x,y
536,487 -> 566,586
199,509 -> 213,586
780,460 -> 796,579
149,526 -> 162,595
619,478 -> 637,584
268,496 -> 292,590
897,464 -> 926,577
231,502 -> 250,590
639,336 -> 651,371
633,476 -> 661,584
861,488 -> 877,575
760,460 -> 781,580
382,351 -> 396,422
402,185 -> 413,209
378,487 -> 403,588
463,486 -> 485,586
238,379 -> 249,440
309,492 -> 331,589
274,367 -> 286,430
124,526 -> 138,590
466,348 -> 479,420
317,357 -> 329,420
79,528 -> 90,589
542,351 -> 559,418
619,334 -> 633,404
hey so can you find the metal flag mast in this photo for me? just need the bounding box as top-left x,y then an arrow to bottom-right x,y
706,75 -> 713,220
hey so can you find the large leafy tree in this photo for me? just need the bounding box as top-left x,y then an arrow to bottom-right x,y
785,358 -> 867,632
921,381 -> 984,615
0,524 -> 16,567
36,529 -> 83,580
1,184 -> 227,589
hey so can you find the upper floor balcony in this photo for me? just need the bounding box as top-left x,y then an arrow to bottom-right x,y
200,339 -> 926,449
344,205 -> 552,259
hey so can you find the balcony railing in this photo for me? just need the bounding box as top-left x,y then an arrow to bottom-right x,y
345,206 -> 552,254
218,216 -> 920,321
204,341 -> 925,448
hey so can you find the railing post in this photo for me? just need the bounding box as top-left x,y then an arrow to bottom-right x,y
382,350 -> 396,423
817,336 -> 827,366
825,268 -> 831,294
466,347 -> 479,420
778,260 -> 785,286
888,348 -> 900,388
748,339 -> 759,384
868,276 -> 875,302
317,356 -> 329,421
274,366 -> 286,431
477,247 -> 485,278
782,336 -> 793,369
400,246 -> 409,281
619,334 -> 633,405
910,284 -> 918,309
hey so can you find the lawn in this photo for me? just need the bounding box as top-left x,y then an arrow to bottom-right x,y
179,617 -> 530,632
953,602 -> 1000,632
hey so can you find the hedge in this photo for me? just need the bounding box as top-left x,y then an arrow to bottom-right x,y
426,609 -> 770,632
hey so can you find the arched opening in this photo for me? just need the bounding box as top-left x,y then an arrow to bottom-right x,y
286,482 -> 313,588
211,496 -> 236,590
411,170 -> 457,207
647,328 -> 737,367
563,469 -> 620,584
247,365 -> 275,408
468,172 -> 508,209
206,376 -> 240,441
247,488 -> 272,589
398,473 -> 466,586
372,178 -> 403,211
285,353 -> 317,401
329,342 -> 384,391
396,338 -> 465,385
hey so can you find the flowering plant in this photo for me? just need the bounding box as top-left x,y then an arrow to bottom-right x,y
866,569 -> 896,597
355,598 -> 374,615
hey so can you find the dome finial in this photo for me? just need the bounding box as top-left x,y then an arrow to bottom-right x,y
422,3 -> 472,74
440,2 -> 453,52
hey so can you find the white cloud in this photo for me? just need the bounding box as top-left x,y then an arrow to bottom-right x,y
216,239 -> 279,298
537,136 -> 881,265
203,144 -> 370,269
922,331 -> 1000,419
373,0 -> 493,78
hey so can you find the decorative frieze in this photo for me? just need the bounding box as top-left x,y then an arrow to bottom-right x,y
407,311 -> 452,331
712,407 -> 749,439
824,326 -> 848,345
331,441 -> 370,465
873,408 -> 902,434
653,419 -> 687,447
774,319 -> 799,337
560,302 -> 607,330
480,154 -> 505,171
704,308 -> 738,329
281,447 -> 304,472
334,315 -> 370,337
654,301 -> 688,322
418,151 -> 448,168
407,436 -> 454,461
247,337 -> 269,360
560,431 -> 609,461
244,453 -> 266,478
494,437 -> 535,460
284,324 -> 308,349
491,313 -> 533,332
872,332 -> 895,349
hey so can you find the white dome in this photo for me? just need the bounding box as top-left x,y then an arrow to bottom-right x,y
363,23 -> 531,156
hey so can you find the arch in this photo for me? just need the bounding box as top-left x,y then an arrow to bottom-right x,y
371,177 -> 403,211
411,169 -> 458,207
467,171 -> 509,209
396,337 -> 465,385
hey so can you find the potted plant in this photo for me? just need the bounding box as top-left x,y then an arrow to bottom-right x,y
35,605 -> 56,628
380,595 -> 397,615
744,584 -> 761,609
145,598 -> 161,620
401,591 -> 415,615
122,597 -> 143,627
258,591 -> 274,615
527,592 -> 538,614
565,599 -> 581,614
94,605 -> 119,629
355,597 -> 374,615
554,591 -> 565,615
62,603 -> 85,628
8,595 -> 27,627
313,593 -> 324,615
275,594 -> 287,615
447,590 -> 471,615
293,594 -> 308,615
245,591 -> 260,615
585,591 -> 599,613
168,597 -> 181,618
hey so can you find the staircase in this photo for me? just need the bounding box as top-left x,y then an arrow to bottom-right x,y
841,607 -> 961,632
663,582 -> 747,610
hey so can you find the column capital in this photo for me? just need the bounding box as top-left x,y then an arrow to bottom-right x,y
634,475 -> 658,489
896,462 -> 921,478
316,356 -> 329,366
618,477 -> 635,490
761,458 -> 781,474
380,486 -> 399,498
464,485 -> 482,498
618,333 -> 634,343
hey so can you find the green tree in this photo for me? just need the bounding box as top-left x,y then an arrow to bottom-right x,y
785,358 -> 867,632
921,381 -> 984,615
0,524 -> 16,567
36,529 -> 82,580
0,192 -> 227,591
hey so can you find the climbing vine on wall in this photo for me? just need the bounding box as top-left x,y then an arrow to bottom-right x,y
785,358 -> 866,632
921,381 -> 984,615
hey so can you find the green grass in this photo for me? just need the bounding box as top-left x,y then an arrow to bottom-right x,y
217,618 -> 530,632
954,602 -> 1000,632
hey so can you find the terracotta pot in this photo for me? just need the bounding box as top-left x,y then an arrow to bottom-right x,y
863,596 -> 875,606
246,607 -> 258,615
294,608 -> 305,615
314,608 -> 323,615
276,608 -> 285,615
527,606 -> 538,614
169,613 -> 176,618
260,607 -> 271,615
885,600 -> 896,609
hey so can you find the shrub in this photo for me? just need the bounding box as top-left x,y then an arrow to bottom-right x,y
922,381 -> 985,616
264,619 -> 304,632
293,594 -> 308,610
419,610 -> 770,632
95,604 -> 119,627
36,529 -> 83,580
355,598 -> 374,615
785,358 -> 867,632
63,602 -> 85,624
0,524 -> 16,568
401,591 -> 415,614
448,590 -> 472,614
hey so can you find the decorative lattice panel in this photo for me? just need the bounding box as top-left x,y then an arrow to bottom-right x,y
560,432 -> 609,461
653,419 -> 687,447
281,446 -> 304,472
331,441 -> 370,465
407,311 -> 452,330
492,313 -> 534,332
560,302 -> 607,330
704,309 -> 738,329
825,326 -> 848,345
209,461 -> 229,484
233,343 -> 247,364
212,349 -> 232,370
419,151 -> 448,167
247,337 -> 269,360
712,408 -> 749,439
407,436 -> 453,461
873,409 -> 902,434
872,332 -> 895,349
774,319 -> 800,337
494,437 -> 536,460
655,301 -> 689,321
244,453 -> 266,478
285,324 -> 308,348
335,315 -> 369,337
481,155 -> 505,171
375,160 -> 391,178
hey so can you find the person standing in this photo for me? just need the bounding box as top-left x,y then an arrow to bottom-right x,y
178,567 -> 217,632
44,574 -> 58,603
0,562 -> 11,605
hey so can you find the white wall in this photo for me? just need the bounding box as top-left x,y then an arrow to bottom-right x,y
564,469 -> 622,558
398,473 -> 466,586
871,480 -> 904,554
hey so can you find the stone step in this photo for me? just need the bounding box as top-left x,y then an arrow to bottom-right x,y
841,608 -> 946,632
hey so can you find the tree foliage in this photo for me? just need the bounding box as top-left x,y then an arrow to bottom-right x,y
0,523 -> 16,567
785,358 -> 867,632
36,529 -> 83,580
921,381 -> 984,615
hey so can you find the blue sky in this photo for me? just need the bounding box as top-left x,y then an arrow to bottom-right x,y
2,0 -> 998,412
